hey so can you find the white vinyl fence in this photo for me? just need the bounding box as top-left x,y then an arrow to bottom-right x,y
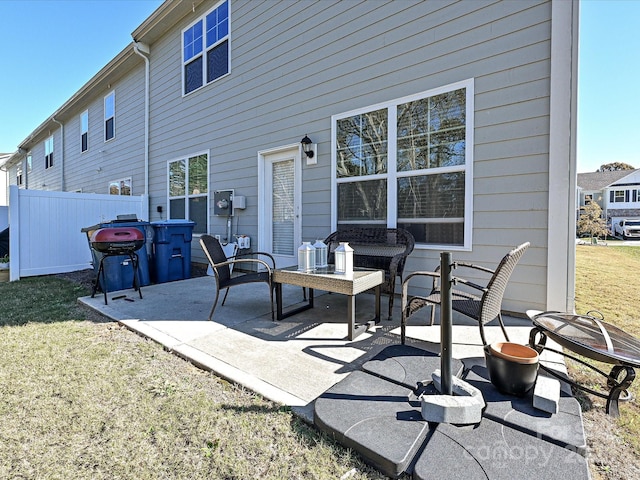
8,185 -> 148,281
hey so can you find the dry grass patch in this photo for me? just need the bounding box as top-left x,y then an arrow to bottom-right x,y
574,245 -> 640,480
0,277 -> 389,480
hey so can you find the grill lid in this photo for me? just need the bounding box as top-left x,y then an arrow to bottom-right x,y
90,227 -> 144,253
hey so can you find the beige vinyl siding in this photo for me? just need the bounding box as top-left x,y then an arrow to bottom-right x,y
139,0 -> 557,312
63,65 -> 146,195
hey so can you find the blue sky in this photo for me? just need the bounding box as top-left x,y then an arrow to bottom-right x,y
0,0 -> 638,174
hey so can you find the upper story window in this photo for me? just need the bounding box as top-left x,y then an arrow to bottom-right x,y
81,110 -> 89,152
610,189 -> 628,203
332,79 -> 474,250
182,0 -> 230,95
26,153 -> 32,173
16,164 -> 23,186
45,136 -> 54,169
104,92 -> 115,141
584,194 -> 593,205
168,152 -> 209,234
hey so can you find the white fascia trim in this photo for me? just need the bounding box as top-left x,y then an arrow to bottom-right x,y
547,0 -> 579,312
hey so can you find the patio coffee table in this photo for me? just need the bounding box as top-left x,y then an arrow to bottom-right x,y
272,266 -> 384,340
527,310 -> 640,416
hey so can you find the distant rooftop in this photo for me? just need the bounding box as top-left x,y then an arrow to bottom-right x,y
577,170 -> 637,190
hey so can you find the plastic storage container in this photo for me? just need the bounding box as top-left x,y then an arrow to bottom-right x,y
152,220 -> 195,283
81,220 -> 152,292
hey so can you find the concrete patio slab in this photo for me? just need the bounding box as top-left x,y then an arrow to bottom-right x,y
78,276 -> 588,478
80,276 -> 536,415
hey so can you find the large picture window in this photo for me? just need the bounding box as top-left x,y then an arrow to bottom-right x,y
182,0 -> 229,95
332,79 -> 474,249
168,153 -> 209,234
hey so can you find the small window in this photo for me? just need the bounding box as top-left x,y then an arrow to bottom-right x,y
182,0 -> 230,95
104,92 -> 115,141
26,153 -> 32,173
611,190 -> 625,203
108,178 -> 132,195
584,194 -> 592,205
16,164 -> 23,186
45,136 -> 54,169
81,110 -> 89,152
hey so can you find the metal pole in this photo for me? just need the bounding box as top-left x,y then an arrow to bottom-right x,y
440,251 -> 453,395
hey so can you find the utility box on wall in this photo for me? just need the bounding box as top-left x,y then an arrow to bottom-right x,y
214,190 -> 234,216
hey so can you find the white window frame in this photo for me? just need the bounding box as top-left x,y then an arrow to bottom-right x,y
26,152 -> 32,173
167,151 -> 210,235
331,79 -> 474,251
81,110 -> 89,152
108,177 -> 132,196
44,135 -> 54,169
104,92 -> 115,142
181,0 -> 230,96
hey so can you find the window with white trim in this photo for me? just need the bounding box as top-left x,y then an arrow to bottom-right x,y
27,153 -> 32,173
45,135 -> 54,169
81,110 -> 89,152
610,190 -> 627,203
104,92 -> 115,141
108,178 -> 131,195
182,0 -> 230,95
333,80 -> 474,249
168,153 -> 209,234
16,163 -> 23,186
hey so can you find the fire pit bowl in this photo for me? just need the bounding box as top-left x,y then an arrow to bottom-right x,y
484,342 -> 539,396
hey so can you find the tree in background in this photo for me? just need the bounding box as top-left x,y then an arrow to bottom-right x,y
597,162 -> 635,172
577,202 -> 609,242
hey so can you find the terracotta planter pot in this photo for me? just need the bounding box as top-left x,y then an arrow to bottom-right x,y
484,343 -> 539,396
489,342 -> 539,364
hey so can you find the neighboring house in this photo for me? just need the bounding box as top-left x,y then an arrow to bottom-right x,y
2,0 -> 579,315
577,169 -> 640,222
0,153 -> 10,206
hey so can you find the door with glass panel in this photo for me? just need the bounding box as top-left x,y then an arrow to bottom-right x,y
260,148 -> 301,268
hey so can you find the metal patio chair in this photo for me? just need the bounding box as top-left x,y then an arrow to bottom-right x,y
400,242 -> 530,345
200,234 -> 276,320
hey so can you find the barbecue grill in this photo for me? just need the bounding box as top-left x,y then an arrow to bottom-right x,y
89,227 -> 145,304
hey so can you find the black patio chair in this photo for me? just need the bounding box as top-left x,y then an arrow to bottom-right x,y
199,234 -> 276,320
400,242 -> 530,346
324,227 -> 415,319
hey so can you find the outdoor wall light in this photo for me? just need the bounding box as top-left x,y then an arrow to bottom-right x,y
301,135 -> 314,159
301,135 -> 317,165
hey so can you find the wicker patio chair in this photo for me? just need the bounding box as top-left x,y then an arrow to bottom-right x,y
324,228 -> 415,319
200,234 -> 276,320
400,242 -> 530,345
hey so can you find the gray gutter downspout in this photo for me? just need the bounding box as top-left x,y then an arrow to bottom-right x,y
133,42 -> 150,213
52,117 -> 64,190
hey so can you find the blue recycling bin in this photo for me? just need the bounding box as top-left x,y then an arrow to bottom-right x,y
152,220 -> 195,283
81,220 -> 152,292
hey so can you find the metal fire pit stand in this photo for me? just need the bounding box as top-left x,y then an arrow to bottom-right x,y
91,251 -> 143,305
528,311 -> 640,417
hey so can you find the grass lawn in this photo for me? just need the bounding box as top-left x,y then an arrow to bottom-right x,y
0,246 -> 638,479
0,277 -> 386,480
573,244 -> 640,480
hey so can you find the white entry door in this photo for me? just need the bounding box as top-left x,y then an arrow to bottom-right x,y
258,145 -> 302,268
